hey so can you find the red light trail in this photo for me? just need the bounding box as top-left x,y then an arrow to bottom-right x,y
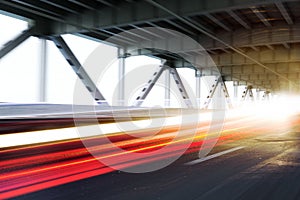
0,109 -> 296,199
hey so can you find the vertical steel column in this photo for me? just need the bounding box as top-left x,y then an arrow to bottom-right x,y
0,27 -> 33,59
233,81 -> 238,99
50,36 -> 108,105
118,48 -> 126,106
241,86 -> 254,101
133,65 -> 166,107
203,78 -> 219,109
39,39 -> 47,102
241,87 -> 249,101
196,70 -> 201,107
203,76 -> 233,109
262,91 -> 270,100
220,81 -> 233,109
169,67 -> 193,108
233,81 -> 238,106
256,89 -> 260,101
164,67 -> 171,107
249,88 -> 254,101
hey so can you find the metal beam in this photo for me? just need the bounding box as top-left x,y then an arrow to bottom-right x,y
0,0 -> 64,22
233,81 -> 238,99
169,67 -> 193,108
220,80 -> 233,108
165,67 -> 171,107
164,19 -> 195,35
12,0 -> 63,17
251,8 -> 272,27
68,0 -> 96,10
184,16 -> 213,34
0,27 -> 33,59
196,70 -> 201,107
95,0 -> 115,7
262,91 -> 271,100
39,39 -> 47,102
202,78 -> 219,109
256,88 -> 261,100
146,22 -> 179,37
114,27 -> 153,41
50,36 -> 108,105
283,43 -> 290,49
241,85 -> 254,101
118,48 -> 126,106
250,46 -> 260,51
205,14 -> 231,31
135,1 -> 298,86
39,0 -> 80,14
28,0 -> 299,35
130,24 -> 165,39
133,64 -> 193,108
202,76 -> 233,109
276,2 -> 293,25
133,64 -> 165,107
227,10 -> 251,29
266,44 -> 274,50
100,29 -> 137,44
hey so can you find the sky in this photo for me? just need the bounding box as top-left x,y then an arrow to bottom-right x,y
0,13 -> 251,108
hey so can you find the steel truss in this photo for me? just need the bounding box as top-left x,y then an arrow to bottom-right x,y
241,85 -> 254,101
133,65 -> 193,108
50,36 -> 108,105
202,76 -> 233,109
262,91 -> 271,100
0,27 -> 33,59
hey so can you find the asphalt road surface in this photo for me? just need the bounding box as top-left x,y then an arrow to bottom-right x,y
14,125 -> 300,200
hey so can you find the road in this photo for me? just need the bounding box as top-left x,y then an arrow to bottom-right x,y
1,107 -> 300,200
15,130 -> 300,200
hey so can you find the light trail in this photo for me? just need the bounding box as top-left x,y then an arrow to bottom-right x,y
0,104 -> 298,199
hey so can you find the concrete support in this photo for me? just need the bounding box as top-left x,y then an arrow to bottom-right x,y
0,27 -> 33,59
39,39 -> 47,102
50,36 -> 108,105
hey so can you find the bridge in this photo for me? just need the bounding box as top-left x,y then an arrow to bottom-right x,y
0,0 -> 300,199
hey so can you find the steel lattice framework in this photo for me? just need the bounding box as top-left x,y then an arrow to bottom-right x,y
1,0 -> 300,93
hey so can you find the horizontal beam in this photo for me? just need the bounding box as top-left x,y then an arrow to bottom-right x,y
220,63 -> 300,76
212,44 -> 300,66
123,22 -> 300,56
5,0 -> 294,36
124,42 -> 300,74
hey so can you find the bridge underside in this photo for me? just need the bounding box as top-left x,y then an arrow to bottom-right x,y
1,0 -> 300,93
